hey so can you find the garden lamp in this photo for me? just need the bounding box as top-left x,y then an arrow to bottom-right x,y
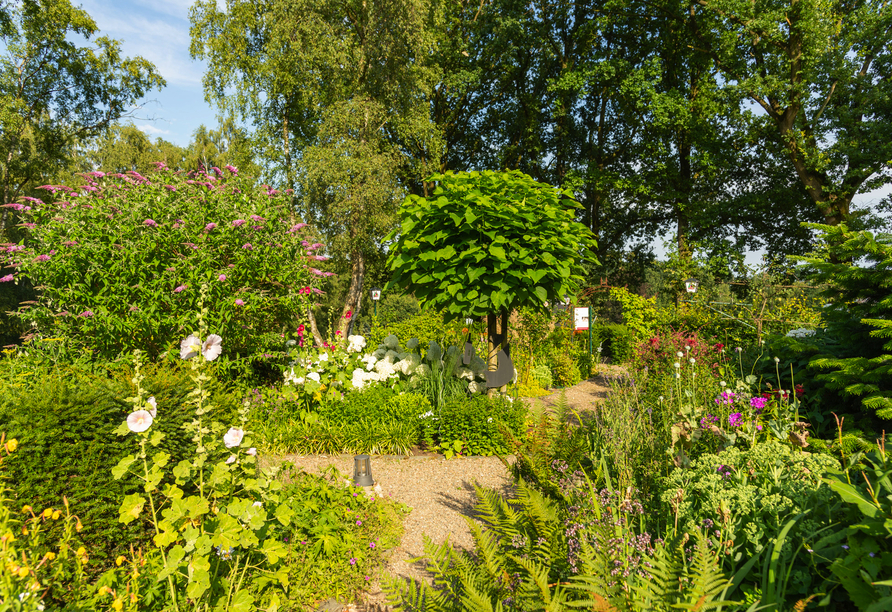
684,278 -> 699,293
353,454 -> 374,487
370,287 -> 381,317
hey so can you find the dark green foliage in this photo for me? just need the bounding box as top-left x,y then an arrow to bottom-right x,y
0,361 -> 239,570
433,395 -> 527,456
796,225 -> 892,421
592,322 -> 636,363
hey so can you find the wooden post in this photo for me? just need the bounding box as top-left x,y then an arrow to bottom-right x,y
487,313 -> 498,398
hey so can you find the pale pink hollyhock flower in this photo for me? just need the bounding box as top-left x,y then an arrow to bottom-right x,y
146,396 -> 157,418
180,335 -> 202,360
218,274 -> 226,281
223,427 -> 245,448
202,334 -> 223,361
246,447 -> 257,456
127,410 -> 153,433
226,455 -> 237,464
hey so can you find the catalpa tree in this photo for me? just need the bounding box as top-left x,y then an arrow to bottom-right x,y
387,170 -> 597,385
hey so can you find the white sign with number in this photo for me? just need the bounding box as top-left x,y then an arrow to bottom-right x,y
574,307 -> 590,330
371,290 -> 381,300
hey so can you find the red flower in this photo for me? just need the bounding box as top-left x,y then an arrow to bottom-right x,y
344,310 -> 352,320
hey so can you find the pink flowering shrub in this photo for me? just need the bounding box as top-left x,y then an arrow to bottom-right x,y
1,168 -> 326,358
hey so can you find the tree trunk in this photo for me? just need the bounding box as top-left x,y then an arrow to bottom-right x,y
337,248 -> 365,345
307,307 -> 324,347
487,313 -> 498,398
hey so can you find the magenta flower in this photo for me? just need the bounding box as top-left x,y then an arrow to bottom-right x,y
356,519 -> 362,526
225,164 -> 238,175
729,412 -> 743,427
349,558 -> 356,565
218,274 -> 227,281
173,285 -> 187,293
242,243 -> 253,250
35,254 -> 51,262
288,223 -> 308,233
205,222 -> 217,231
234,299 -> 245,306
309,268 -> 324,276
750,397 -> 768,410
164,185 -> 176,192
232,219 -> 246,227
0,275 -> 14,282
250,215 -> 266,222
78,310 -> 94,317
144,219 -> 157,227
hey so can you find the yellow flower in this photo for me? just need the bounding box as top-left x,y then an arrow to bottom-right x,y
75,520 -> 83,532
5,438 -> 17,452
44,552 -> 56,561
115,555 -> 126,566
97,586 -> 112,597
51,510 -> 61,520
112,598 -> 123,611
21,505 -> 32,514
1,531 -> 14,544
130,593 -> 138,604
42,508 -> 53,519
76,546 -> 86,556
17,565 -> 29,578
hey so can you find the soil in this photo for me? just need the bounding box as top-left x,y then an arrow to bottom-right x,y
281,369 -> 620,612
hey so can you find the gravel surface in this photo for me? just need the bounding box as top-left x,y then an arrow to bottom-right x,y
278,371 -> 617,611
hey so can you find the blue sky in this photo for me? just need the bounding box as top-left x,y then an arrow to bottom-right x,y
79,0 -> 218,147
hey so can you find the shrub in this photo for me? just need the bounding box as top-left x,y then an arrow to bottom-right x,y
592,322 -> 636,363
548,350 -> 580,387
0,360 -> 238,570
531,363 -> 553,389
1,166 -> 321,360
661,440 -> 841,598
430,395 -> 527,456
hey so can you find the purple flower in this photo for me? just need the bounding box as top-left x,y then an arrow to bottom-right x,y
349,558 -> 356,565
164,185 -> 176,192
242,243 -> 253,250
729,412 -> 743,427
218,274 -> 227,281
288,223 -> 308,233
35,254 -> 51,262
144,219 -> 157,227
750,396 -> 768,410
250,215 -> 266,222
232,219 -> 246,227
205,222 -> 217,231
715,390 -> 737,405
174,285 -> 187,293
309,268 -> 324,276
225,165 -> 238,175
0,274 -> 14,282
369,542 -> 376,549
78,310 -> 94,317
356,520 -> 362,526
234,299 -> 245,306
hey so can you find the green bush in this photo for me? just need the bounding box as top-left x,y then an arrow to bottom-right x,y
531,363 -> 553,389
0,360 -> 239,570
592,322 -> 636,363
431,395 -> 527,456
548,351 -> 581,387
1,166 -> 320,361
661,440 -> 841,598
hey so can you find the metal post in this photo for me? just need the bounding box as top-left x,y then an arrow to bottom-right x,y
588,306 -> 592,358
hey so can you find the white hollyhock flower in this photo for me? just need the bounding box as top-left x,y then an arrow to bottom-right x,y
223,428 -> 245,448
127,410 -> 153,433
146,396 -> 157,418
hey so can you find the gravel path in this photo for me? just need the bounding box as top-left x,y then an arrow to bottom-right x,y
278,371 -> 618,611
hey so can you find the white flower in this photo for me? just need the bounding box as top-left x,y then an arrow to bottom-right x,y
252,501 -> 262,507
384,334 -> 400,350
720,381 -> 726,387
226,455 -> 237,464
685,345 -> 691,352
786,328 -> 816,338
774,357 -> 780,363
458,367 -> 474,381
224,427 -> 245,448
487,417 -> 493,423
674,362 -> 680,369
307,371 -> 321,382
468,381 -> 481,394
677,351 -> 683,358
406,338 -> 419,350
246,447 -> 257,456
146,396 -> 157,418
319,352 -> 329,362
126,410 -> 153,433
202,334 -> 223,361
347,335 -> 367,353
658,396 -> 664,402
689,358 -> 695,364
180,335 -> 202,360
295,377 -> 305,385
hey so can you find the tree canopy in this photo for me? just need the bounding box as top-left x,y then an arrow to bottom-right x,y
386,170 -> 598,320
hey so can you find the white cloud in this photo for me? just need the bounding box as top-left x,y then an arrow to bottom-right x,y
137,124 -> 171,136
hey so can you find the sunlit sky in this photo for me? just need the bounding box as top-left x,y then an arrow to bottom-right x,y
79,0 -> 217,147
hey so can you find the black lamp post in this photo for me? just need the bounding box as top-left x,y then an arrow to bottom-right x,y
353,454 -> 374,487
370,287 -> 381,317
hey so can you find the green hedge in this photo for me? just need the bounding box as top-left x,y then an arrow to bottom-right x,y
0,360 -> 239,571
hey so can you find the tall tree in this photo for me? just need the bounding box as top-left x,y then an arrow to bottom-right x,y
190,0 -> 444,342
0,0 -> 164,234
694,0 -> 892,229
85,123 -> 187,174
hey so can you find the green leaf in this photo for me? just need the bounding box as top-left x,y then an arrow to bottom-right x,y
112,455 -> 136,480
118,493 -> 145,524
